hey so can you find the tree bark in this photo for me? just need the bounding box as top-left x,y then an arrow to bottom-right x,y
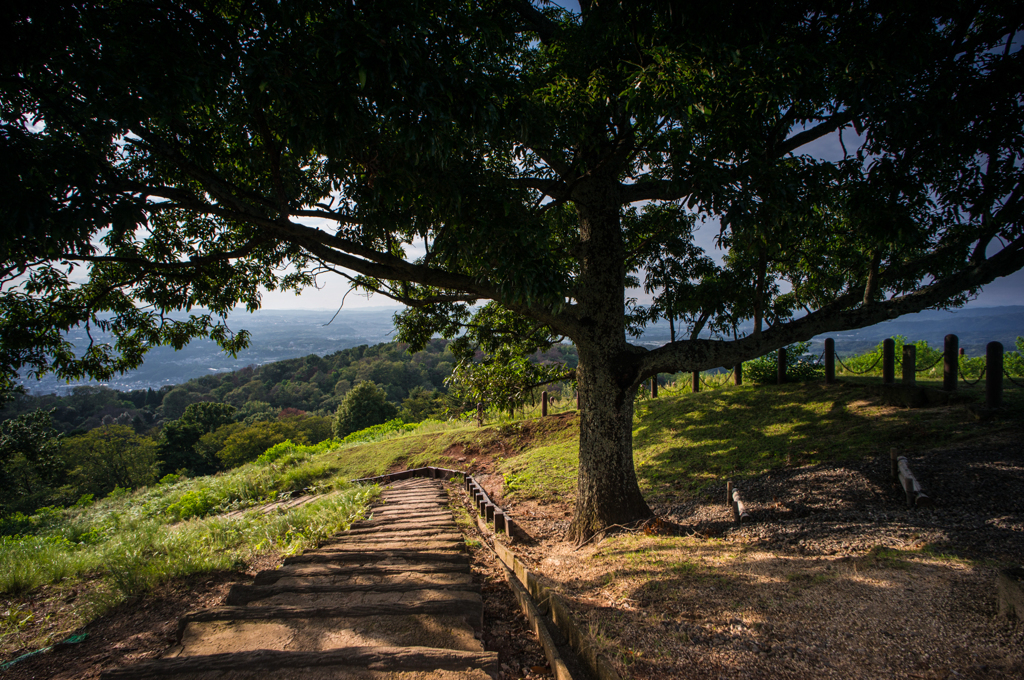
570,348 -> 653,541
567,178 -> 653,542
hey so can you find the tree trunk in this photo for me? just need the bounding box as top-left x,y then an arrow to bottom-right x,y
569,347 -> 653,541
566,178 -> 653,542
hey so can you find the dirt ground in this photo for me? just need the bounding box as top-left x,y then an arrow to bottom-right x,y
498,406 -> 1024,679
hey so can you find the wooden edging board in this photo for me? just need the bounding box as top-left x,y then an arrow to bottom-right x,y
490,540 -> 621,680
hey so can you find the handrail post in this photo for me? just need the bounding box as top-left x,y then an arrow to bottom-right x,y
734,362 -> 743,386
902,345 -> 916,385
651,375 -> 658,398
691,371 -> 700,393
541,390 -> 548,417
943,334 -> 959,391
883,338 -> 895,384
824,338 -> 835,384
986,341 -> 1003,409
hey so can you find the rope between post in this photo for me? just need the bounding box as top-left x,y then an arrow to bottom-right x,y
835,353 -> 882,375
1003,368 -> 1024,388
958,365 -> 986,386
915,355 -> 943,373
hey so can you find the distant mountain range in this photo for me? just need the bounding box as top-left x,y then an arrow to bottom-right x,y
20,305 -> 1024,395
638,305 -> 1024,356
22,308 -> 401,395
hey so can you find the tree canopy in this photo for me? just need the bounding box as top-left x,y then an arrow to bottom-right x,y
3,0 -> 1023,539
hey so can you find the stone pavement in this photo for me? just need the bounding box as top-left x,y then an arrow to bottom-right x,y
102,478 -> 498,679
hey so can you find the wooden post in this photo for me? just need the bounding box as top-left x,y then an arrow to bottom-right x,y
897,456 -> 932,508
651,375 -> 658,398
476,402 -> 484,426
890,447 -> 899,481
987,341 -> 1003,409
541,391 -> 548,417
692,371 -> 700,393
944,334 -> 959,391
731,488 -> 750,523
726,480 -> 733,507
883,338 -> 895,384
824,338 -> 835,384
777,347 -> 787,384
902,345 -> 916,385
734,362 -> 743,385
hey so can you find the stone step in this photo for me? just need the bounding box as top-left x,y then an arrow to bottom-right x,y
339,524 -> 462,538
177,598 -> 484,634
226,581 -> 480,606
313,538 -> 464,552
267,570 -> 474,589
101,646 -> 498,679
283,551 -> 465,566
241,588 -> 481,610
254,562 -> 471,585
348,517 -> 457,530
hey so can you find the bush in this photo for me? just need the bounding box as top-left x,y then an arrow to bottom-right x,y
343,418 -> 418,444
333,381 -> 398,437
745,341 -> 824,384
216,421 -> 293,468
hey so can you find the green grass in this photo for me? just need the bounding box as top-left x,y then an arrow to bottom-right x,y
0,488 -> 374,597
498,431 -> 579,501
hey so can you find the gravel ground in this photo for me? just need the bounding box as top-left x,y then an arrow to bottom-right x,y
661,435 -> 1024,564
507,424 -> 1024,679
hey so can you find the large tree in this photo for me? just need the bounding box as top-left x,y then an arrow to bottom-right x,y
3,1 -> 1022,540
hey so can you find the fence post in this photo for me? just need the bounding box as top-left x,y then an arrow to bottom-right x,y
944,334 -> 959,391
986,341 -> 1003,409
734,362 -> 743,386
691,371 -> 700,393
476,402 -> 484,427
777,347 -> 787,384
651,375 -> 658,398
883,338 -> 896,385
902,345 -> 916,385
541,390 -> 548,417
824,338 -> 835,384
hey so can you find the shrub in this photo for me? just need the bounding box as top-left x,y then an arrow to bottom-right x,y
216,421 -> 293,468
333,381 -> 398,437
745,341 -> 824,384
343,418 -> 418,444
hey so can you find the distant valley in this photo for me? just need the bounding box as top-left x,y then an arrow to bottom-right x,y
20,304 -> 1024,395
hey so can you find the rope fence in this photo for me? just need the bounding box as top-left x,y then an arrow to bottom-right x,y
478,335 -> 1021,427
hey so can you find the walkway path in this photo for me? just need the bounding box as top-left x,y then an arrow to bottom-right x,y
102,478 -> 498,679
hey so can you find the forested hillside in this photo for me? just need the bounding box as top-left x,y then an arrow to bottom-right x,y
0,340 -> 579,519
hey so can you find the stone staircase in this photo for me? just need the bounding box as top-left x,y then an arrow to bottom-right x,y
102,478 -> 498,679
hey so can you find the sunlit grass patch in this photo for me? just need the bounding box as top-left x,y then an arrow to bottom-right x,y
0,480 -> 375,597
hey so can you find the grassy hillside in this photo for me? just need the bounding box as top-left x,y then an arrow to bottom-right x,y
2,371 -> 1021,662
